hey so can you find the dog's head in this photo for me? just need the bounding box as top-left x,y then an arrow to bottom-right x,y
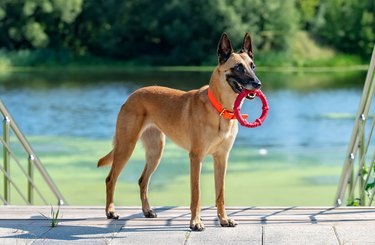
216,33 -> 261,99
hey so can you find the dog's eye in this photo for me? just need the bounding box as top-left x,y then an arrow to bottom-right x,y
235,64 -> 244,73
251,63 -> 256,71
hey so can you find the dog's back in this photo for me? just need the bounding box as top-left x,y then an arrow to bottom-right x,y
97,85 -> 209,168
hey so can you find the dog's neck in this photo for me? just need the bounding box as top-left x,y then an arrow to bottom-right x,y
208,68 -> 237,111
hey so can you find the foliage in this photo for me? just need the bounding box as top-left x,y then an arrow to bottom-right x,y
77,0 -> 300,65
364,163 -> 375,198
347,163 -> 375,206
0,0 -> 372,65
0,0 -> 299,65
311,0 -> 375,59
0,0 -> 83,51
347,198 -> 361,206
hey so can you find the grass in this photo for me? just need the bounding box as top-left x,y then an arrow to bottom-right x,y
256,31 -> 366,69
49,205 -> 60,227
2,135 -> 343,206
39,205 -> 61,227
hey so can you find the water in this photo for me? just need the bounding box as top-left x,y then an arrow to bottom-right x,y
0,69 -> 371,205
0,69 -> 367,149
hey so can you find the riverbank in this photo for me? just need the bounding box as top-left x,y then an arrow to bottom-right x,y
0,30 -> 369,74
0,63 -> 369,75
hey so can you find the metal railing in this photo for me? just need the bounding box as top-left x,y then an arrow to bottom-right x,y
335,46 -> 375,206
1,100 -> 66,205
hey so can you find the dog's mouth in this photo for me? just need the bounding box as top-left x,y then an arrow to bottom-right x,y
227,78 -> 256,100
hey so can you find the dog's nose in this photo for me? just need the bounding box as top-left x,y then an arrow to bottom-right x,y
251,79 -> 262,89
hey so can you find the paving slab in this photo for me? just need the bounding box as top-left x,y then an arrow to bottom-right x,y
31,223 -> 122,245
0,220 -> 51,244
111,225 -> 188,245
334,225 -> 375,245
1,206 -> 375,244
264,225 -> 339,245
187,225 -> 262,245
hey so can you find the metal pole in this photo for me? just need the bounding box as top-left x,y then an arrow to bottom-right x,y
3,116 -> 10,204
28,154 -> 34,204
348,164 -> 354,203
359,121 -> 365,206
335,45 -> 375,205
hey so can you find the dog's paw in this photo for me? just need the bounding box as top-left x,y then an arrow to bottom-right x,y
143,209 -> 157,218
106,211 -> 119,219
220,218 -> 237,227
190,219 -> 205,232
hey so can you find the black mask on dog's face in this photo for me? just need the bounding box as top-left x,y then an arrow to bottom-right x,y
217,33 -> 262,99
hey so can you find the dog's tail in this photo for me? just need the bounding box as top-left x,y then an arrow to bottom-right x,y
97,150 -> 114,167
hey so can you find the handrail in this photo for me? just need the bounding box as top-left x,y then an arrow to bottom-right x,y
335,45 -> 375,206
0,100 -> 66,205
0,137 -> 49,204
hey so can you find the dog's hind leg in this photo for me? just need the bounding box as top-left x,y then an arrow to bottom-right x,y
105,110 -> 145,219
139,126 -> 165,218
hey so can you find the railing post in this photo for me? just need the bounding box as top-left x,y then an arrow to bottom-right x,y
3,116 -> 10,204
347,153 -> 355,204
28,154 -> 34,204
359,117 -> 366,206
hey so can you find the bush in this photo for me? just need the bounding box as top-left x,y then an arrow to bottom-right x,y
312,0 -> 375,59
0,0 -> 300,66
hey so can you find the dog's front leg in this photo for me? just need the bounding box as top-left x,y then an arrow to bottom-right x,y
213,152 -> 237,227
189,152 -> 205,231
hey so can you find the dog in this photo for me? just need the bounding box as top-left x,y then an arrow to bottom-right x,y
97,33 -> 262,231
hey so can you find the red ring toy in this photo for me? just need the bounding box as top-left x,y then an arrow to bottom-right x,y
233,89 -> 269,128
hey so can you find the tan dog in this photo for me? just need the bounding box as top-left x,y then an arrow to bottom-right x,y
97,33 -> 262,231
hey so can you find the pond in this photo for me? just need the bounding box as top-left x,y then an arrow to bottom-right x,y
0,68 -> 370,206
0,69 -> 366,145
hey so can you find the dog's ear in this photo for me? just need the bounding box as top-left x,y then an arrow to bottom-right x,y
241,33 -> 253,59
217,33 -> 233,64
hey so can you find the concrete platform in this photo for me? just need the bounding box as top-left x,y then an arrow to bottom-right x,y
1,206 -> 375,244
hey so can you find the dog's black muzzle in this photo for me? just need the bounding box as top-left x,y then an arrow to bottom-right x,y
248,78 -> 262,90
227,75 -> 262,100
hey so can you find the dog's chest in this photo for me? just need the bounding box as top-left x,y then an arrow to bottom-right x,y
218,122 -> 235,138
209,119 -> 237,147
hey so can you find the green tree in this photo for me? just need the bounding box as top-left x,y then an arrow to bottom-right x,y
82,0 -> 299,65
296,0 -> 320,29
0,0 -> 83,50
0,0 -> 301,65
312,0 -> 375,58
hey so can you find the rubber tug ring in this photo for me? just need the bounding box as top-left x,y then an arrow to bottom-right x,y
233,89 -> 269,128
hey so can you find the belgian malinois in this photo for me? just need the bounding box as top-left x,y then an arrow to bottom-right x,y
97,33 -> 262,231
